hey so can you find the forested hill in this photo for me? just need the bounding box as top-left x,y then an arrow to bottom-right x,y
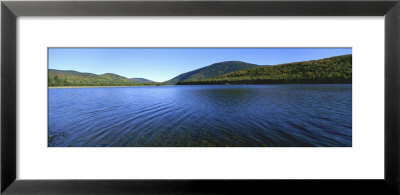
129,78 -> 155,83
49,54 -> 351,87
48,69 -> 156,87
163,61 -> 259,85
177,54 -> 352,85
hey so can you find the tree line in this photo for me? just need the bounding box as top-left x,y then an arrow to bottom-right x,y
177,54 -> 352,85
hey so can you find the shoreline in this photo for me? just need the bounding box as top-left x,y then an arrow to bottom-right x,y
48,85 -> 163,89
48,83 -> 351,89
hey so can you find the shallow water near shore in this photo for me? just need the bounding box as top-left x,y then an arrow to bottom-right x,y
48,84 -> 352,147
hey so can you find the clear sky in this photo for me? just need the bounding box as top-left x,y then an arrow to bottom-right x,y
48,48 -> 352,82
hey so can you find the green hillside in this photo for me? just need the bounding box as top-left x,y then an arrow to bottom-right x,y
177,54 -> 352,85
163,61 -> 259,85
129,78 -> 155,83
49,54 -> 351,87
48,69 -> 156,87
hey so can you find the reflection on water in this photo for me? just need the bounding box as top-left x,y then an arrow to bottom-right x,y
48,84 -> 352,147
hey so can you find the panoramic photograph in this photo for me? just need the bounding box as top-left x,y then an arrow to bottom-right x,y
48,48 -> 352,147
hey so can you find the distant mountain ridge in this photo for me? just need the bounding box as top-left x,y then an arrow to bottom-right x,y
49,69 -> 97,77
49,54 -> 351,87
177,54 -> 352,85
129,78 -> 155,83
48,69 -> 155,87
163,61 -> 259,85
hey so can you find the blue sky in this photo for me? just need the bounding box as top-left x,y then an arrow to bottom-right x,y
48,48 -> 351,82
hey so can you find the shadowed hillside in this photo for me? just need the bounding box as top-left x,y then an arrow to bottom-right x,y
129,78 -> 155,83
163,61 -> 259,85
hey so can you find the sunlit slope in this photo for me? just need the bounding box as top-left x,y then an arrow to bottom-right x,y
177,54 -> 352,85
48,69 -> 155,86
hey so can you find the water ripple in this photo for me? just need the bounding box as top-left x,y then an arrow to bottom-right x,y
48,84 -> 352,147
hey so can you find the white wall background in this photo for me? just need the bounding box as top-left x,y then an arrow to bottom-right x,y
17,17 -> 384,179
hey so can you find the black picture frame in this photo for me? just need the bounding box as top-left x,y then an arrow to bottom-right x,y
2,0 -> 400,194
